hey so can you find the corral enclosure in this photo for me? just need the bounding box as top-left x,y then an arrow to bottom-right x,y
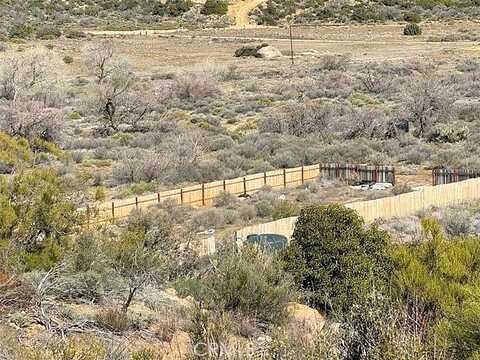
86,163 -> 395,224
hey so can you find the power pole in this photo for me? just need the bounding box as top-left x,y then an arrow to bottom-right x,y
289,23 -> 294,65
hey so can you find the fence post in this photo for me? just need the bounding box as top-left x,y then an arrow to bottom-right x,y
301,166 -> 304,184
202,183 -> 205,206
135,197 -> 138,209
392,167 -> 396,186
180,188 -> 184,204
111,202 -> 115,223
157,193 -> 161,203
86,205 -> 90,229
264,171 -> 267,185
243,177 -> 247,196
223,179 -> 226,192
283,168 -> 286,188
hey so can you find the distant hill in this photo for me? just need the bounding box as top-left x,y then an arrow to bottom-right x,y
0,0 -> 211,38
1,0 -> 478,40
252,0 -> 480,25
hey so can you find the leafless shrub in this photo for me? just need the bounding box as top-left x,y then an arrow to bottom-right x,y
95,307 -> 130,332
161,131 -> 207,170
337,107 -> 391,140
190,208 -> 226,231
402,77 -> 456,137
113,150 -> 169,184
213,191 -> 238,208
455,100 -> 480,122
315,54 -> 351,72
305,71 -> 358,99
357,62 -> 396,94
192,62 -> 242,81
84,69 -> 153,133
172,72 -> 221,100
260,100 -> 338,137
433,207 -> 473,238
449,71 -> 480,98
85,41 -> 126,84
0,49 -> 62,104
392,183 -> 413,195
0,100 -> 64,142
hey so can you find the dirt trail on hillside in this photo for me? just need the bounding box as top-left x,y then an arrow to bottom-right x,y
227,0 -> 266,28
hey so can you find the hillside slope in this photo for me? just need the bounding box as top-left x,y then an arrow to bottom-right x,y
228,0 -> 268,27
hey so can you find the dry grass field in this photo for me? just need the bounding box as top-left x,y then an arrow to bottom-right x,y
80,22 -> 480,70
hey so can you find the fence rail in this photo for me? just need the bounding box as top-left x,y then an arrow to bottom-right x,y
433,168 -> 480,186
236,177 -> 480,243
83,163 -> 395,225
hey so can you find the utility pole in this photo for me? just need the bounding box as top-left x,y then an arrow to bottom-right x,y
289,23 -> 294,65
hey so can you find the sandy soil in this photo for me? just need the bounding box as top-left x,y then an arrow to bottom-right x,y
84,22 -> 478,74
227,0 -> 268,27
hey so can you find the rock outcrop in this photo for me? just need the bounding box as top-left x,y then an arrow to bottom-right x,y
235,43 -> 282,59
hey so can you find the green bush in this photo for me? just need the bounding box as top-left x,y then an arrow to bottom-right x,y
394,218 -> 480,358
63,55 -> 74,64
404,23 -> 422,36
427,123 -> 470,143
201,0 -> 228,15
166,0 -> 193,16
186,245 -> 297,325
0,168 -> 80,269
94,186 -> 106,201
0,133 -> 32,174
283,204 -> 393,315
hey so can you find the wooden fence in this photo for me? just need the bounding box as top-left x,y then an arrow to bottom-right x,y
432,168 -> 480,186
84,163 -> 395,225
235,177 -> 480,243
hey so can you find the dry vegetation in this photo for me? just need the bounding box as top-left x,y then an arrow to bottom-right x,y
2,21 -> 480,359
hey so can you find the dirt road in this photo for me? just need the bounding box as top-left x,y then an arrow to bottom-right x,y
227,0 -> 267,28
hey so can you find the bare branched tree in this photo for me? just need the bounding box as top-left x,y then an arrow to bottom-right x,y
86,40 -> 122,84
402,77 -> 456,137
0,49 -> 64,106
83,50 -> 152,133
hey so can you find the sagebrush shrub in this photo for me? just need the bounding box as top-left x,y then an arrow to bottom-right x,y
36,25 -> 61,40
272,200 -> 299,220
186,245 -> 297,325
